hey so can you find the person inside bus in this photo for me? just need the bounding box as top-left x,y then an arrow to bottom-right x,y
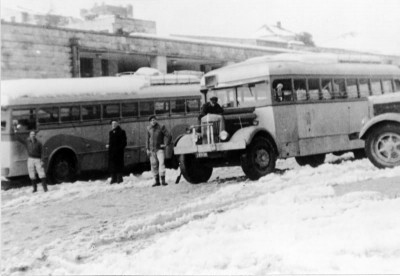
26,131 -> 48,193
275,83 -> 284,102
107,120 -> 127,184
197,96 -> 225,135
146,115 -> 172,187
198,96 -> 224,120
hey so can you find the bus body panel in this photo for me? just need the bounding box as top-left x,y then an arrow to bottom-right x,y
268,104 -> 299,157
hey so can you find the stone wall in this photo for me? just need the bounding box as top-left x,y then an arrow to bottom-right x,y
1,24 -> 73,79
2,22 -> 284,80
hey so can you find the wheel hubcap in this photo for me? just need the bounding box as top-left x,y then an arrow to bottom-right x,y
255,148 -> 270,169
375,132 -> 400,163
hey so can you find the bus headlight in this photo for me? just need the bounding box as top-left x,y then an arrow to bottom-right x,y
219,130 -> 229,141
253,120 -> 259,126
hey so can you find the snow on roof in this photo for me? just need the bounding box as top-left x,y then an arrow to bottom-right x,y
201,53 -> 399,89
1,73 -> 201,107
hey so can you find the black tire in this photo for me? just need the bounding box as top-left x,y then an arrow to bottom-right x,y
49,154 -> 77,184
365,123 -> 400,168
353,148 -> 366,160
179,154 -> 213,184
241,137 -> 276,180
295,153 -> 326,167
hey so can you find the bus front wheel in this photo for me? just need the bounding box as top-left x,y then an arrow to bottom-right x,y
365,123 -> 400,168
49,153 -> 77,184
179,154 -> 213,184
295,154 -> 325,167
241,137 -> 276,180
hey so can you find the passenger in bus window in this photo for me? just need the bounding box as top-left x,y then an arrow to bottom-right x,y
26,131 -> 48,193
107,120 -> 127,184
275,83 -> 284,101
146,115 -> 172,187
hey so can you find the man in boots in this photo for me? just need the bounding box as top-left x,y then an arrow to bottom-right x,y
26,131 -> 47,193
146,115 -> 172,187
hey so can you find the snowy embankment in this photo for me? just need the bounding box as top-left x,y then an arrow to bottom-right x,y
2,154 -> 400,275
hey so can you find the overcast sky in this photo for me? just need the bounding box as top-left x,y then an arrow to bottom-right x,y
2,0 -> 400,55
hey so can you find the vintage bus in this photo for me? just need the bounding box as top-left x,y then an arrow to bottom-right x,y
1,70 -> 202,184
174,53 -> 400,183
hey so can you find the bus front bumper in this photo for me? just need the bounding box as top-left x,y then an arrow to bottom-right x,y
174,141 -> 246,155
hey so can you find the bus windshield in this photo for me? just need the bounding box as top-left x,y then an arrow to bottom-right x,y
207,81 -> 270,108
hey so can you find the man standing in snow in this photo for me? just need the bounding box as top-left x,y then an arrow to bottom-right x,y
146,115 -> 171,187
26,131 -> 47,193
107,120 -> 127,184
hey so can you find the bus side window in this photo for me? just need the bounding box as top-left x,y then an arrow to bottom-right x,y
359,78 -> 370,97
272,79 -> 292,102
382,79 -> 394,94
308,78 -> 320,100
370,79 -> 382,95
171,99 -> 186,114
186,99 -> 200,113
333,79 -> 346,98
60,106 -> 80,122
321,79 -> 333,100
346,78 -> 359,98
155,100 -> 170,116
82,105 -> 101,120
140,101 -> 155,117
122,102 -> 138,118
294,79 -> 307,101
38,107 -> 59,124
11,109 -> 37,132
103,104 -> 120,119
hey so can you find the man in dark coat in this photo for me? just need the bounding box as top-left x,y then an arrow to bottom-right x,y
146,115 -> 171,187
108,120 -> 127,184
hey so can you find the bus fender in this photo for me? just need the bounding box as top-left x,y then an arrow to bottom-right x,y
47,146 -> 79,173
174,134 -> 195,155
229,126 -> 278,152
359,113 -> 400,139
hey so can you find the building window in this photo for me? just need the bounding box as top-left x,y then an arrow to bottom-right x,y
80,58 -> 94,78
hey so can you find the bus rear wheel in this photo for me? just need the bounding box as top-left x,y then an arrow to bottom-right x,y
179,154 -> 213,184
50,154 -> 77,184
365,123 -> 400,168
241,137 -> 276,180
295,154 -> 326,167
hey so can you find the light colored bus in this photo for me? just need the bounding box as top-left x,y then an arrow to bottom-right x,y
1,70 -> 202,184
174,53 -> 400,183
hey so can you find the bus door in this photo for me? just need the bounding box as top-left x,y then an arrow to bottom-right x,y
271,79 -> 299,158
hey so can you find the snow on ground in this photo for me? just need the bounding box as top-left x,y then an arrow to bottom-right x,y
2,154 -> 400,275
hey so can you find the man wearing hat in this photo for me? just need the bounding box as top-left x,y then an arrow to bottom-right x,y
146,115 -> 172,187
198,96 -> 224,121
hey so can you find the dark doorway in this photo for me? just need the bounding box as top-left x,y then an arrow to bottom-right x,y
101,59 -> 109,76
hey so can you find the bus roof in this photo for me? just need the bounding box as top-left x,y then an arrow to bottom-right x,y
201,53 -> 400,89
1,75 -> 201,107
